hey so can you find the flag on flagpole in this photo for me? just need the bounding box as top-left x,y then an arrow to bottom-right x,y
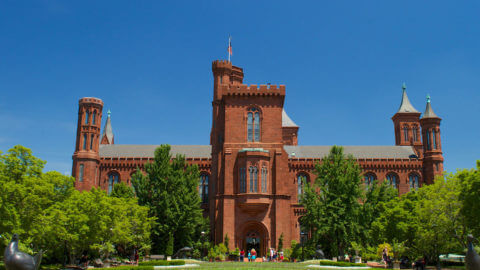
228,36 -> 233,61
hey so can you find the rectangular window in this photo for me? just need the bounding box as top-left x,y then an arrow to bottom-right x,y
261,167 -> 267,193
240,168 -> 246,193
249,167 -> 254,192
79,164 -> 84,182
403,127 -> 409,142
253,167 -> 258,193
254,112 -> 260,141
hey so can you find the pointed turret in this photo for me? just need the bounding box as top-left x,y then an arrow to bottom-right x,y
397,83 -> 419,113
282,109 -> 299,145
101,110 -> 114,144
420,95 -> 443,184
392,83 -> 423,156
421,95 -> 439,119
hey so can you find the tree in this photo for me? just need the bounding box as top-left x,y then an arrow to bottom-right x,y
301,146 -> 363,258
131,145 -> 204,254
110,182 -> 135,199
458,161 -> 480,238
278,233 -> 284,251
165,233 -> 174,256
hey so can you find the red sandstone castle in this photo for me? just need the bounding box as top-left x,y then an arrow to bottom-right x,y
72,60 -> 444,255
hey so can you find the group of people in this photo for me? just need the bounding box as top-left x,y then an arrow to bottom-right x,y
238,248 -> 284,262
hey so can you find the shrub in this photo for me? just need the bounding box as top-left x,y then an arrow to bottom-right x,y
165,233 -> 174,256
138,260 -> 185,266
283,258 -> 290,262
319,260 -> 367,267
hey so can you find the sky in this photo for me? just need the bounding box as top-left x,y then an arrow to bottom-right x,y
1,1 -> 479,175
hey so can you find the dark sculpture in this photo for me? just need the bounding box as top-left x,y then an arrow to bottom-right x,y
4,234 -> 43,270
466,234 -> 480,270
314,245 -> 325,259
172,247 -> 193,259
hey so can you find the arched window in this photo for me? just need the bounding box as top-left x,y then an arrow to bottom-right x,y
239,167 -> 246,193
426,130 -> 431,150
433,130 -> 437,149
83,134 -> 87,150
409,174 -> 419,191
247,108 -> 261,142
199,174 -> 209,203
78,164 -> 84,182
364,173 -> 376,189
412,126 -> 418,142
85,110 -> 90,125
92,110 -> 97,125
90,134 -> 94,150
300,222 -> 309,243
403,126 -> 409,141
386,173 -> 398,189
261,166 -> 268,193
297,173 -> 308,202
249,166 -> 258,193
108,172 -> 120,194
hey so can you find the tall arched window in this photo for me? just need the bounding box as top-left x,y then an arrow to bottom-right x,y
261,166 -> 268,193
426,130 -> 431,150
412,126 -> 418,142
364,173 -> 376,189
433,130 -> 437,149
409,174 -> 419,191
386,173 -> 398,189
247,108 -> 261,142
239,167 -> 246,193
403,126 -> 409,141
90,134 -> 94,150
78,164 -> 84,182
199,174 -> 209,203
108,172 -> 120,194
83,134 -> 87,150
85,110 -> 90,125
297,173 -> 308,202
92,110 -> 97,125
249,166 -> 258,193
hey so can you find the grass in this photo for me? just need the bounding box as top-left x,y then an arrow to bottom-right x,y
195,261 -> 323,269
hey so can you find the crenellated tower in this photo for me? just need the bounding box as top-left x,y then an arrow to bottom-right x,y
392,83 -> 423,157
420,95 -> 443,184
72,97 -> 103,191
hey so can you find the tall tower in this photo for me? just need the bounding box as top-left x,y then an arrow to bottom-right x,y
72,97 -> 103,191
420,95 -> 443,184
392,83 -> 423,157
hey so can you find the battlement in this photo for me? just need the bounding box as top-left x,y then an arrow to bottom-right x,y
220,84 -> 286,97
79,97 -> 104,106
212,60 -> 233,70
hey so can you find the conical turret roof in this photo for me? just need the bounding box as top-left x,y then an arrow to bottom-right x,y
422,95 -> 439,119
397,83 -> 419,113
102,110 -> 114,144
282,109 -> 298,127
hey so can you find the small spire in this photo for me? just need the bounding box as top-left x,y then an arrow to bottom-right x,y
397,83 -> 419,113
101,109 -> 114,144
422,95 -> 439,119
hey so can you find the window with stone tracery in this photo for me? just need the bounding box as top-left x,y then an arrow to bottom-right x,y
386,173 -> 398,189
85,110 -> 90,125
199,174 -> 209,203
249,166 -> 258,193
261,166 -> 267,193
403,126 -> 409,142
297,173 -> 308,202
247,107 -> 261,142
239,167 -> 246,193
108,172 -> 120,194
364,173 -> 376,189
409,174 -> 420,191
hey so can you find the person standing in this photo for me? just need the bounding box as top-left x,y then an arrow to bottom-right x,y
240,250 -> 245,262
270,248 -> 274,262
251,249 -> 256,262
247,250 -> 251,262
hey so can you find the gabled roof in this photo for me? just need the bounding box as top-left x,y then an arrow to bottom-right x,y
282,109 -> 298,127
284,145 -> 417,159
397,84 -> 419,113
99,144 -> 212,158
421,96 -> 439,119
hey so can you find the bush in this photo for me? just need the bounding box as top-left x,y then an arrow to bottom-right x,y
283,258 -> 290,262
138,260 -> 185,266
319,260 -> 367,267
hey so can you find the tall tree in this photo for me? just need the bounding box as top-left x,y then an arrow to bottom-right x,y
131,145 -> 204,254
301,146 -> 363,258
459,161 -> 480,238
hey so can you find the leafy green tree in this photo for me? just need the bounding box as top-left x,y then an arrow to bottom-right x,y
110,182 -> 135,199
131,145 -> 204,254
301,146 -> 363,258
165,233 -> 174,256
459,161 -> 480,238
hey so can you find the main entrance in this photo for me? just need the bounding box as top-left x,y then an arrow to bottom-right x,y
245,231 -> 261,256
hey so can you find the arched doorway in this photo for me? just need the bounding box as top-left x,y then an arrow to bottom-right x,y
240,222 -> 268,257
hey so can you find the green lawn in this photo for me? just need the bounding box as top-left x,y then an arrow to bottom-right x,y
195,262 -> 316,269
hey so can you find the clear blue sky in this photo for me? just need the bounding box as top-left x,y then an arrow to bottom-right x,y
1,1 -> 479,175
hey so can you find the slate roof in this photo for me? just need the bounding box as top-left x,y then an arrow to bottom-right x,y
284,145 -> 417,159
102,113 -> 114,144
397,86 -> 419,113
99,144 -> 212,158
421,97 -> 439,119
282,109 -> 298,127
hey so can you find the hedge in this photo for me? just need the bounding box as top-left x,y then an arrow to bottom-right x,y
319,260 -> 367,267
139,260 -> 186,266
